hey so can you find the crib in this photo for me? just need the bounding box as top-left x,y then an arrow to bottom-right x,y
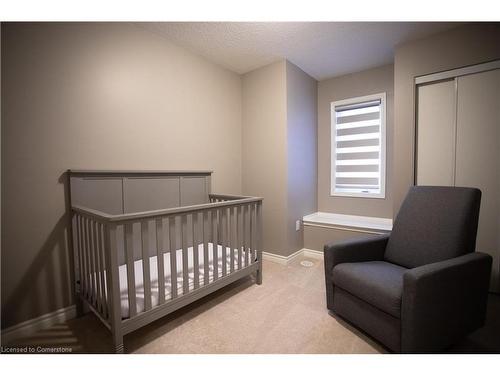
69,170 -> 263,353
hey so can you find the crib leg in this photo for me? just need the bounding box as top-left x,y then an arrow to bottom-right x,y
113,332 -> 124,354
75,296 -> 85,317
256,264 -> 263,285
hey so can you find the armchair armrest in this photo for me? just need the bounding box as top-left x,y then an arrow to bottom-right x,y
401,252 -> 492,353
323,234 -> 390,310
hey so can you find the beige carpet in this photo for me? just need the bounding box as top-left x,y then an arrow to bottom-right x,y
6,255 -> 500,353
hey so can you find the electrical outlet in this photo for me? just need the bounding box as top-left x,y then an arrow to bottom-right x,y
295,220 -> 301,231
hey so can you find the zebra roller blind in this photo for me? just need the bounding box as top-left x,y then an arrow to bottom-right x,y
331,93 -> 386,198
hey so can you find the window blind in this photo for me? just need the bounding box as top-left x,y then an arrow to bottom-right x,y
333,99 -> 382,195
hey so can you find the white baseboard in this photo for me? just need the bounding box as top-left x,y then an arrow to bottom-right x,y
302,248 -> 324,259
262,248 -> 323,265
1,305 -> 77,345
262,249 -> 302,265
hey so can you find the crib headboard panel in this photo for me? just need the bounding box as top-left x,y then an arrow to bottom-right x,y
68,170 -> 212,214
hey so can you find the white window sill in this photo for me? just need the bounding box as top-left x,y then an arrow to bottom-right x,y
303,212 -> 392,232
331,191 -> 386,199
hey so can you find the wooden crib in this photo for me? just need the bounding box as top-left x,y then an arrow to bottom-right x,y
69,170 -> 263,353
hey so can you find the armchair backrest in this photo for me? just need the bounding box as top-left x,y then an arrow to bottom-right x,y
384,186 -> 481,268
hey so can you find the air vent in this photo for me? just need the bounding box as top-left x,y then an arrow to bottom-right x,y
300,260 -> 314,268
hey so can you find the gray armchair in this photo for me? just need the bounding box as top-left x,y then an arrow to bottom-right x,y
324,186 -> 492,353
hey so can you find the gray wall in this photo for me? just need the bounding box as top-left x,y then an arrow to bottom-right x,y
317,64 -> 394,219
242,60 -> 317,257
393,23 -> 500,214
1,23 -> 243,329
242,60 -> 288,256
286,61 -> 318,255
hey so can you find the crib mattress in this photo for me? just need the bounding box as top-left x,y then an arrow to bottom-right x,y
117,243 -> 248,318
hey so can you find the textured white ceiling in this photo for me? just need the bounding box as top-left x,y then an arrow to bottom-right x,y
137,22 -> 460,80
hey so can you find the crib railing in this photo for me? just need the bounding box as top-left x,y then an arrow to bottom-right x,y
72,195 -> 263,333
209,193 -> 244,203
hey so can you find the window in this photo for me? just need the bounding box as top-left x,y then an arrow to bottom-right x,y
331,93 -> 386,198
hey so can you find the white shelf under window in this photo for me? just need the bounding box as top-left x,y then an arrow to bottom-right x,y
303,212 -> 392,233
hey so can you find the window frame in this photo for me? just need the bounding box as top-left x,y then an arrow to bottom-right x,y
330,92 -> 387,199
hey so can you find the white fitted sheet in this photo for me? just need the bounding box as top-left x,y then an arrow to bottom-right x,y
118,243 -> 248,318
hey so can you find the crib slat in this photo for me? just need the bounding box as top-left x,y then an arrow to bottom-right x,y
226,208 -> 230,274
83,218 -> 92,301
251,204 -> 256,264
141,221 -> 152,311
240,206 -> 245,268
77,215 -> 86,298
181,215 -> 189,294
169,217 -> 178,299
237,206 -> 242,270
244,205 -> 249,267
104,223 -> 121,330
74,215 -> 81,296
124,223 -> 137,317
91,220 -> 99,305
229,207 -> 234,273
192,213 -> 200,290
72,214 -> 79,298
156,218 -> 166,304
92,220 -> 102,313
89,219 -> 98,306
81,217 -> 88,299
93,221 -> 102,313
212,210 -> 218,281
241,205 -> 248,267
256,201 -> 263,284
84,217 -> 91,300
95,221 -> 103,310
221,208 -> 227,277
203,211 -> 209,286
245,205 -> 252,266
254,204 -> 257,263
97,223 -> 108,319
82,218 -> 89,300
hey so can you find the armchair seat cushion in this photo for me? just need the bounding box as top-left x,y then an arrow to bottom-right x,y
332,261 -> 407,318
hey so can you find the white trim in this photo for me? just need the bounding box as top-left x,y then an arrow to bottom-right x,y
330,92 -> 387,199
262,249 -> 303,265
415,59 -> 500,85
304,222 -> 388,235
302,248 -> 324,259
303,212 -> 392,232
262,248 -> 324,265
1,305 -> 77,344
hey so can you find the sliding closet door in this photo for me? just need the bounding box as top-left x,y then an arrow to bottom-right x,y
416,80 -> 457,186
455,69 -> 500,291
